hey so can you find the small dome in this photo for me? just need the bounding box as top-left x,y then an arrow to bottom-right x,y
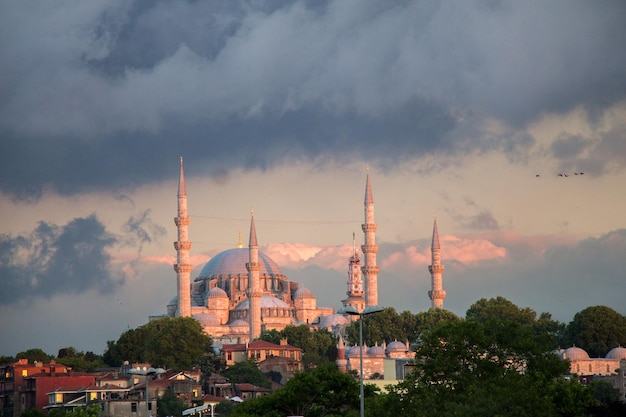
294,287 -> 314,299
345,345 -> 362,358
208,287 -> 228,298
386,340 -> 407,353
367,344 -> 386,357
606,346 -> 626,360
229,319 -> 248,327
564,346 -> 590,360
317,314 -> 350,328
194,312 -> 220,326
168,296 -> 178,306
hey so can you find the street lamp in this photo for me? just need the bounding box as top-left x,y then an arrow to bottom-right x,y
338,305 -> 384,417
129,367 -> 166,417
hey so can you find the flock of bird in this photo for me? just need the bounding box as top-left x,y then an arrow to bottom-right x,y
536,172 -> 584,178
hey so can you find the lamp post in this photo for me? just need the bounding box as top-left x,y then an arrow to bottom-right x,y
338,305 -> 384,417
129,367 -> 166,417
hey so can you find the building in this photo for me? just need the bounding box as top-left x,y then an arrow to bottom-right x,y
0,359 -> 97,417
558,345 -> 626,377
220,339 -> 302,367
165,158 -> 387,344
338,340 -> 415,380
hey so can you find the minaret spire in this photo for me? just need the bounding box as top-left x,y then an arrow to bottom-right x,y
246,210 -> 262,340
428,216 -> 446,309
361,170 -> 380,307
342,232 -> 365,312
174,157 -> 192,317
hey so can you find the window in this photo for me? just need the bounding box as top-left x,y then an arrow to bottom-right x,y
131,402 -> 137,413
56,393 -> 63,403
21,370 -> 28,377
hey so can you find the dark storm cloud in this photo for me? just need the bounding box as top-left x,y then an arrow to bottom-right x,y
1,1 -> 625,199
0,214 -> 122,305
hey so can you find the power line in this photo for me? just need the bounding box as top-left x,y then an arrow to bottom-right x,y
190,214 -> 358,225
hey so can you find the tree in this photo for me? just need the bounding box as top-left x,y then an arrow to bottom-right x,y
16,348 -> 51,363
143,317 -> 213,370
55,347 -> 107,372
466,296 -> 537,325
260,325 -> 337,369
222,359 -> 271,389
103,326 -> 149,366
386,318 -> 573,417
229,364 -> 359,417
564,306 -> 626,357
414,308 -> 461,334
345,307 -> 420,347
104,317 -> 213,371
157,391 -> 186,417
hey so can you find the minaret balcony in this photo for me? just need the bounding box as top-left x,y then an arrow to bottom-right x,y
245,262 -> 261,272
175,216 -> 190,226
429,265 -> 445,273
174,241 -> 192,250
428,290 -> 447,299
174,263 -> 193,273
361,244 -> 379,253
361,224 -> 378,233
361,265 -> 380,274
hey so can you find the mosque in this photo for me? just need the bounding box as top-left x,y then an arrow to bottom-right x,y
163,158 -> 446,345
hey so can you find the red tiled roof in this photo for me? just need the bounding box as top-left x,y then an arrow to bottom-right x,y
221,340 -> 301,352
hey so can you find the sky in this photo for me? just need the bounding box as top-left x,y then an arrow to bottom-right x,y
1,0 -> 626,357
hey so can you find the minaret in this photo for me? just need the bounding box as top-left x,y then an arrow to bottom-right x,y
361,170 -> 380,307
428,216 -> 446,309
174,157 -> 192,317
336,334 -> 347,373
246,211 -> 262,340
342,232 -> 365,312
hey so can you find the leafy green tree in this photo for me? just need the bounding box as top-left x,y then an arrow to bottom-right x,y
55,347 -> 107,372
229,364 -> 359,417
0,355 -> 16,364
16,348 -> 51,363
564,306 -> 626,357
143,317 -> 213,370
260,325 -> 337,369
157,391 -> 186,417
104,317 -> 213,371
345,307 -> 421,346
222,359 -> 271,388
103,326 -> 149,366
466,296 -> 537,325
414,308 -> 461,334
20,409 -> 46,417
47,405 -> 99,417
386,318 -> 572,417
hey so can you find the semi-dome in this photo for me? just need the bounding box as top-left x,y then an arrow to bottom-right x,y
234,295 -> 291,310
564,346 -> 590,360
294,287 -> 314,299
194,312 -> 220,326
208,287 -> 228,298
197,248 -> 284,278
606,346 -> 626,360
229,319 -> 248,327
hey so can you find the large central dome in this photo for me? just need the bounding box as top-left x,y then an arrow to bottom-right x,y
197,248 -> 284,279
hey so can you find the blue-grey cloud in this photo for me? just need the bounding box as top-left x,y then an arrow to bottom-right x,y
1,0 -> 625,200
0,215 -> 121,304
